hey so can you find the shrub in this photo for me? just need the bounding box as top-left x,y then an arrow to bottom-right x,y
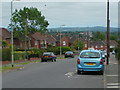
2,48 -> 11,61
14,51 -> 29,60
49,46 -> 72,55
30,48 -> 47,57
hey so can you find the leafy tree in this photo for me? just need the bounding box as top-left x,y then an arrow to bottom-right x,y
115,41 -> 120,61
2,40 -> 8,48
92,32 -> 105,41
110,35 -> 118,41
8,7 -> 49,39
72,40 -> 84,50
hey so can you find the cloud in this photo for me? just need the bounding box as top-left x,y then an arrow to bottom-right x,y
1,2 -> 118,28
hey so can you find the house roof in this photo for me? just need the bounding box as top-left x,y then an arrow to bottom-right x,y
31,32 -> 56,43
90,41 -> 106,46
46,35 -> 56,43
0,28 -> 11,40
31,32 -> 46,40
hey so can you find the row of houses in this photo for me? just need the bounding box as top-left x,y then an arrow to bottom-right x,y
0,28 -> 117,50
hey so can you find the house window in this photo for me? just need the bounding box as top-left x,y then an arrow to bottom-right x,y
63,41 -> 66,46
91,46 -> 94,48
96,46 -> 98,48
35,41 -> 37,45
101,45 -> 103,48
85,44 -> 87,48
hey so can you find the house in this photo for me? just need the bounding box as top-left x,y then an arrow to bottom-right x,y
0,28 -> 11,44
61,36 -> 69,46
46,35 -> 56,47
31,32 -> 57,49
31,32 -> 47,49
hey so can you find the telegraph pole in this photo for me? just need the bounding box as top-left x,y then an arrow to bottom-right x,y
106,0 -> 110,65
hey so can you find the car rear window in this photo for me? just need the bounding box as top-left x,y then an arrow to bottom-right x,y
66,52 -> 73,54
80,52 -> 100,58
43,53 -> 52,56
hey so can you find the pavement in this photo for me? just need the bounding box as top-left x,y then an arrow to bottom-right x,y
104,53 -> 119,88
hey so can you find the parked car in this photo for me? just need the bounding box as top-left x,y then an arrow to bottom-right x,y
112,50 -> 115,54
77,50 -> 104,75
64,51 -> 74,58
41,52 -> 56,62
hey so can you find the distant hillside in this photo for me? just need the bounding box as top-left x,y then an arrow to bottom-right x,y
48,26 -> 118,32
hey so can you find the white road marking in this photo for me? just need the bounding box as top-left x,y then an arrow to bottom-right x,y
65,72 -> 75,78
107,86 -> 119,88
106,75 -> 119,76
107,83 -> 119,85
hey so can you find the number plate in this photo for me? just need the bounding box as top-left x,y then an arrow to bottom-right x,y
85,63 -> 95,65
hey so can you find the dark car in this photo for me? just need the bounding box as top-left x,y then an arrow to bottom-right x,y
64,51 -> 74,58
112,50 -> 115,54
41,52 -> 56,62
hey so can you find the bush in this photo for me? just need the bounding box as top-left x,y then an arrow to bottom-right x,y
2,48 -> 11,61
14,51 -> 29,60
30,48 -> 47,57
48,46 -> 72,55
115,47 -> 120,60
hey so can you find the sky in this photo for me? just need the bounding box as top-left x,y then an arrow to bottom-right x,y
0,0 -> 119,28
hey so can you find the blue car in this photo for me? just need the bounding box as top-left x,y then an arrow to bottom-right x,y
77,50 -> 104,75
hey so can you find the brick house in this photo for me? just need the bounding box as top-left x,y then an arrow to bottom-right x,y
30,32 -> 57,49
0,28 -> 11,44
31,32 -> 47,49
61,36 -> 69,46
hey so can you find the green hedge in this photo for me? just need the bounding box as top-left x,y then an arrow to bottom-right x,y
115,47 -> 120,60
14,52 -> 27,60
46,46 -> 72,55
2,47 -> 73,61
2,48 -> 11,61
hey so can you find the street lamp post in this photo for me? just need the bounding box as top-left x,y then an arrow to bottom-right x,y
78,33 -> 80,52
60,25 -> 65,58
11,1 -> 14,67
11,0 -> 20,67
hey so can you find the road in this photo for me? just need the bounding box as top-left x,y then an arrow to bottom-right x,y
3,56 -> 104,88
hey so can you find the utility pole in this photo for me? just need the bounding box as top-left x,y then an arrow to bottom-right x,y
11,1 -> 14,67
78,33 -> 79,52
60,25 -> 65,58
11,0 -> 20,67
106,0 -> 110,65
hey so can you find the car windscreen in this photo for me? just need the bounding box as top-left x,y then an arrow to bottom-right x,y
80,52 -> 100,58
43,53 -> 51,56
65,52 -> 73,54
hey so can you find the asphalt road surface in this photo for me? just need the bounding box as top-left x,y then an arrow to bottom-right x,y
2,56 -> 104,88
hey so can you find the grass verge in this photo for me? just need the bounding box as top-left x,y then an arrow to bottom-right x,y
1,60 -> 41,72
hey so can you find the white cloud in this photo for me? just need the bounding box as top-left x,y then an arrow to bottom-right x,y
1,2 -> 118,28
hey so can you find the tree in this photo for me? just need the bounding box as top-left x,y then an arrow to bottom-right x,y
8,7 -> 49,39
92,32 -> 105,41
2,40 -> 8,48
110,35 -> 118,41
72,40 -> 84,50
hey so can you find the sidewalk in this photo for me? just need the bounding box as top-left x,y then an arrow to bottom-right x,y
104,54 -> 119,88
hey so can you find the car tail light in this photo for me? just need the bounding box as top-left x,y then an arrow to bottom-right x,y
100,59 -> 103,64
49,56 -> 53,57
77,59 -> 80,64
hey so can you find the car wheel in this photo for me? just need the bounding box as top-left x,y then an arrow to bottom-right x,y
77,70 -> 81,74
51,59 -> 54,62
54,59 -> 56,62
99,71 -> 104,75
41,59 -> 44,62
